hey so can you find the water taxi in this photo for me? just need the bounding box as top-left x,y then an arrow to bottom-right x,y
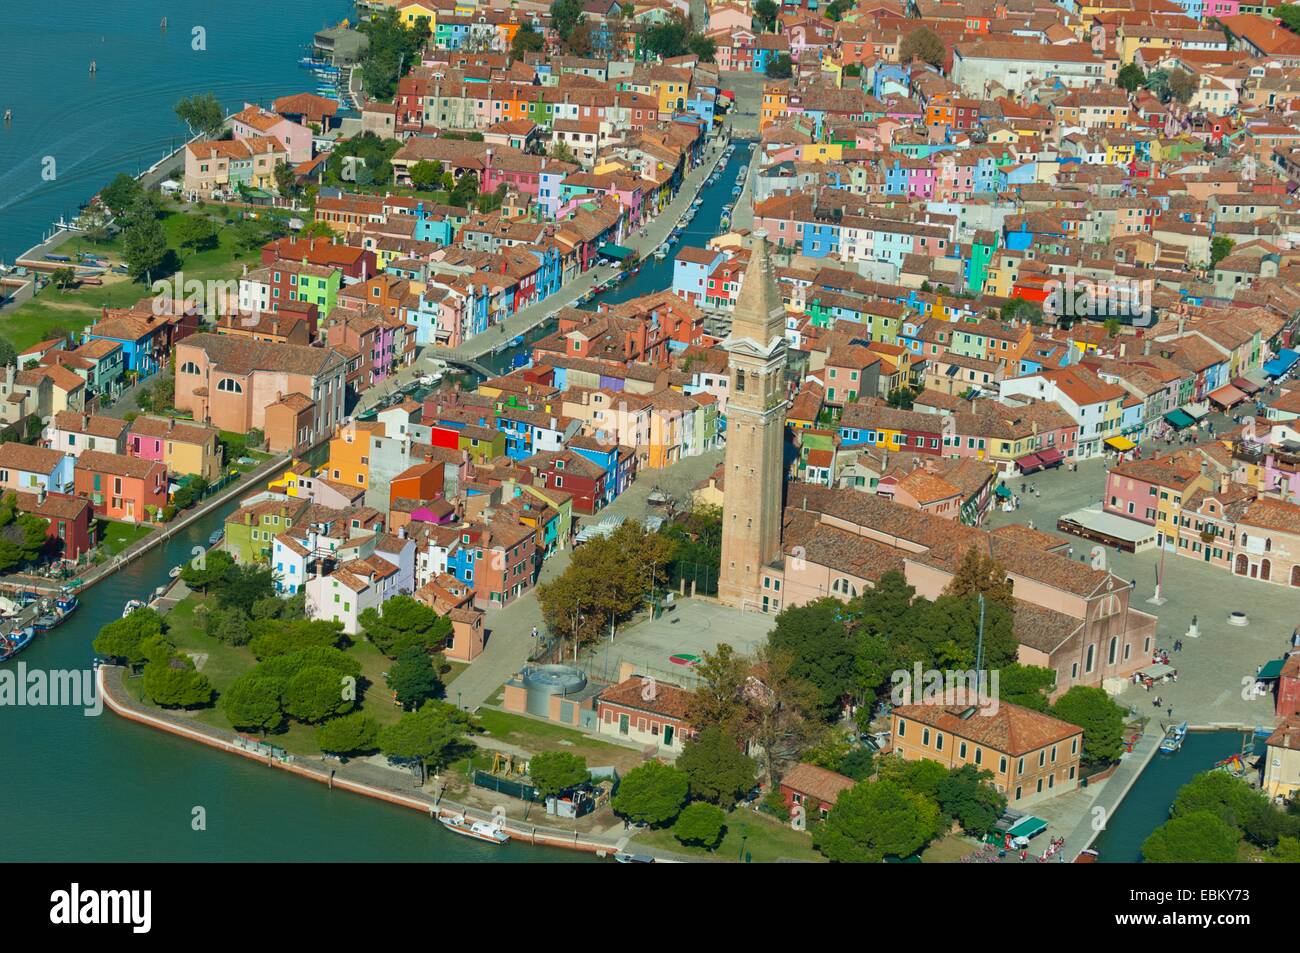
438,813 -> 510,845
122,599 -> 146,618
1159,720 -> 1188,754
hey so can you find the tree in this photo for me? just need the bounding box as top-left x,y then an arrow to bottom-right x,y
50,267 -> 77,290
0,338 -> 15,368
1167,69 -> 1197,105
1052,686 -> 1126,766
387,647 -> 443,709
100,173 -> 143,217
676,726 -> 757,808
900,27 -> 944,68
180,548 -> 234,596
174,214 -> 216,252
448,171 -> 482,210
409,160 -> 444,192
565,19 -> 594,57
92,609 -> 165,665
612,761 -> 690,826
838,746 -> 875,781
175,92 -> 225,139
551,0 -> 585,40
936,765 -> 1006,836
765,54 -> 793,80
943,547 -> 1015,609
1117,63 -> 1145,93
215,564 -> 276,613
1267,836 -> 1300,863
273,160 -> 298,198
359,595 -> 451,658
316,712 -> 380,756
768,599 -> 857,719
643,15 -> 692,60
248,619 -> 345,659
673,802 -> 726,849
213,610 -> 251,647
999,663 -> 1056,712
221,673 -> 285,732
284,665 -> 355,723
549,141 -> 577,164
753,0 -> 779,31
741,644 -> 822,784
378,701 -> 471,784
1171,770 -> 1269,833
527,751 -> 590,798
121,198 -> 170,282
1210,235 -> 1235,268
1142,811 -> 1238,863
688,34 -> 717,64
143,657 -> 212,708
1000,297 -> 1043,325
814,779 -> 942,863
356,9 -> 428,100
687,642 -> 751,738
825,0 -> 852,20
511,23 -> 544,59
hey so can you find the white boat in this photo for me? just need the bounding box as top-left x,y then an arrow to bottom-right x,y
168,566 -> 182,579
122,599 -> 146,618
438,813 -> 510,845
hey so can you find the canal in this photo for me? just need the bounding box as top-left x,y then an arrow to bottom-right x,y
0,499 -> 586,862
1089,731 -> 1259,863
473,140 -> 756,378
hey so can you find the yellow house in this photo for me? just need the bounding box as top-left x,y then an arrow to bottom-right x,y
396,1 -> 438,31
760,82 -> 788,130
799,142 -> 844,163
128,416 -> 224,483
321,420 -> 383,491
267,459 -> 317,496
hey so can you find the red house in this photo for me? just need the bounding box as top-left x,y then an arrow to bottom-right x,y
73,450 -> 168,524
523,449 -> 607,515
14,490 -> 95,561
260,236 -> 376,281
779,763 -> 856,820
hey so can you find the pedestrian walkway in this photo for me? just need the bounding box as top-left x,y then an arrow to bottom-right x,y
1059,722 -> 1162,860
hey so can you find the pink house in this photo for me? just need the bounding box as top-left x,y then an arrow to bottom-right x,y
231,104 -> 312,165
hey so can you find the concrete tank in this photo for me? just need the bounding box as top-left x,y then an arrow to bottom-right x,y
519,665 -> 587,718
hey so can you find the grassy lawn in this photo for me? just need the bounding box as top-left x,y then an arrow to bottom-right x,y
473,708 -> 641,772
0,208 -> 263,350
921,831 -> 980,863
98,520 -> 155,556
632,807 -> 826,864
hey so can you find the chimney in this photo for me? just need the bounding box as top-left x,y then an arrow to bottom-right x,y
1143,338 -> 1151,356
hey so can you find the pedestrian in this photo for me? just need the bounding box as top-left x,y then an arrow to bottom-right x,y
1167,707 -> 1173,718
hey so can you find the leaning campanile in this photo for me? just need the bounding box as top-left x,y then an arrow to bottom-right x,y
718,231 -> 788,610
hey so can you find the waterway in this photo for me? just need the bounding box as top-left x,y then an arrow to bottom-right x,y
1,498 -> 586,861
1089,730 -> 1260,863
0,0 -> 354,264
474,141 -> 756,378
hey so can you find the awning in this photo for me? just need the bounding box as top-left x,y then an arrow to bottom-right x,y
1263,349 -> 1299,377
598,244 -> 634,261
1139,662 -> 1176,679
1232,377 -> 1261,395
1016,452 -> 1043,473
1037,447 -> 1064,467
1257,658 -> 1287,680
1007,816 -> 1048,839
1105,436 -> 1137,452
1207,384 -> 1247,409
995,484 -> 1012,499
1164,409 -> 1195,430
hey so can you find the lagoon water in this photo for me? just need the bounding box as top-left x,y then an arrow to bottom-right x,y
0,0 -> 587,862
0,0 -> 351,263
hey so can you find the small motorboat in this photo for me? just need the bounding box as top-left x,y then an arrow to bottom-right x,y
0,625 -> 36,663
208,530 -> 223,546
613,852 -> 655,864
1159,720 -> 1188,754
122,599 -> 146,618
169,565 -> 183,579
438,813 -> 510,845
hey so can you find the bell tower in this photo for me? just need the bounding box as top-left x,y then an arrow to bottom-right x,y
718,231 -> 788,609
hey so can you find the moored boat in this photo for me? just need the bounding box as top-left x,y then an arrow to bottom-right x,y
0,625 -> 36,663
1159,720 -> 1188,754
438,813 -> 510,845
122,599 -> 146,618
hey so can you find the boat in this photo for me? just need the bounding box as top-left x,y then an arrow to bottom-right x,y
0,625 -> 36,663
169,565 -> 182,579
654,245 -> 668,260
438,813 -> 510,845
122,599 -> 146,618
613,852 -> 655,863
1159,720 -> 1188,754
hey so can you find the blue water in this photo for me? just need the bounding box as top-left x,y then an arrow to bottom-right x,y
0,0 -> 353,263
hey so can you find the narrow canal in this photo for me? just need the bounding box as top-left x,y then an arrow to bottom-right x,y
1,500 -> 586,862
474,140 -> 756,377
1089,731 -> 1260,863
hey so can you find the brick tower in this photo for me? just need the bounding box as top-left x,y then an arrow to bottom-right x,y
718,231 -> 788,609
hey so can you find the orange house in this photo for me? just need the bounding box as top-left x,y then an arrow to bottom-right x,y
323,421 -> 383,491
389,460 -> 445,508
73,450 -> 168,524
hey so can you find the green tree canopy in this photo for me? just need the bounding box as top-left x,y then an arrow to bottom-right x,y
316,712 -> 381,756
378,701 -> 471,783
175,92 -> 225,139
768,599 -> 857,719
676,726 -> 757,808
359,595 -> 451,658
1051,686 -> 1125,765
143,656 -> 213,708
612,761 -> 689,826
221,672 -> 285,732
900,27 -> 944,67
92,608 -> 166,665
673,802 -> 726,849
284,665 -> 355,723
1142,811 -> 1239,863
814,779 -> 943,863
387,646 -> 443,710
99,173 -> 143,217
527,751 -> 590,798
936,764 -> 1006,836
765,54 -> 793,80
